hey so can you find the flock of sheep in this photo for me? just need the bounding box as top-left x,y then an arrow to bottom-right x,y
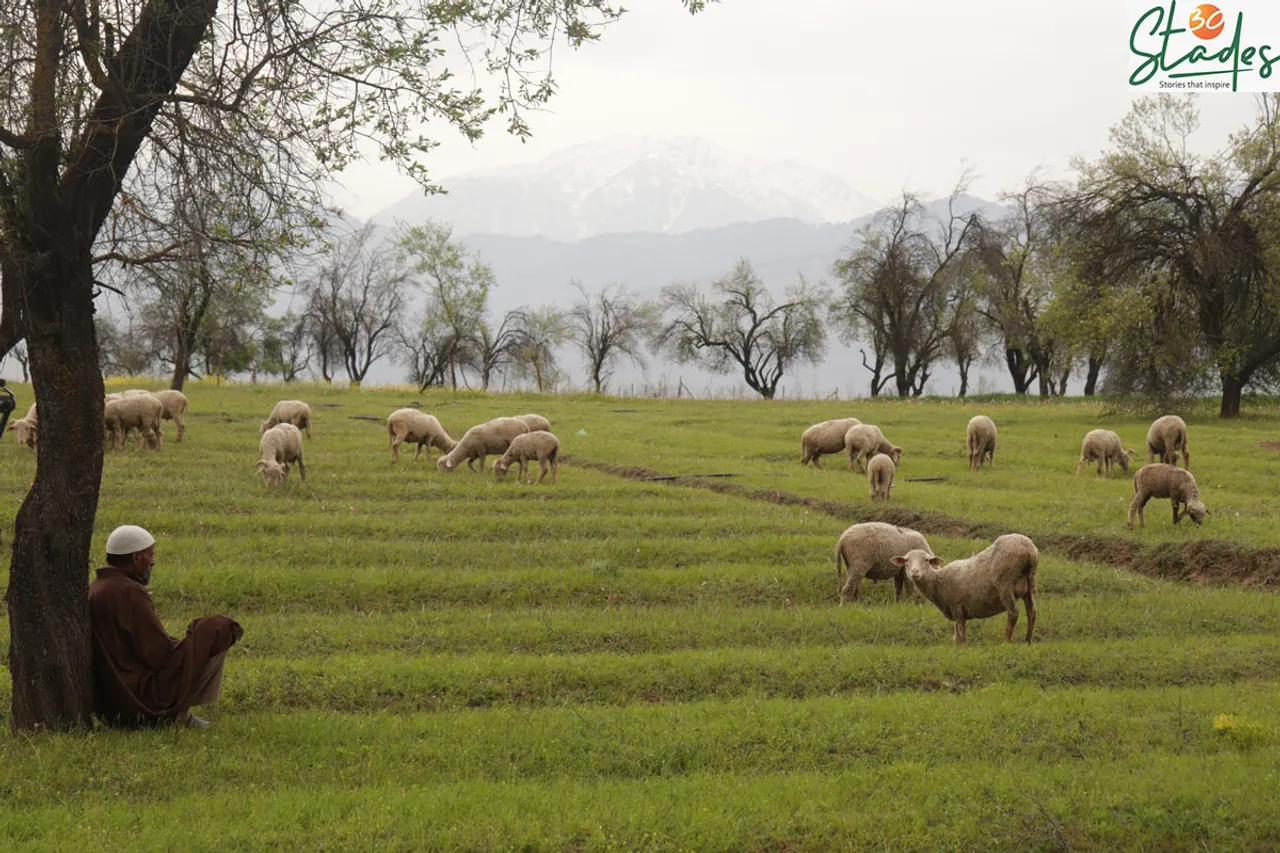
805,410 -> 1208,644
5,388 -> 1212,646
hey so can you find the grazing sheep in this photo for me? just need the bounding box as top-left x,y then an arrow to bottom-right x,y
103,394 -> 163,452
867,452 -> 895,501
800,417 -> 862,468
966,415 -> 997,471
891,533 -> 1039,645
844,423 -> 903,473
834,522 -> 933,604
494,430 -> 560,484
7,403 -> 38,451
515,413 -> 551,433
1075,429 -> 1137,476
254,423 -> 306,486
262,400 -> 312,439
1128,463 -> 1208,528
151,390 -> 189,442
436,416 -> 531,473
1146,415 -> 1189,469
387,409 -> 457,464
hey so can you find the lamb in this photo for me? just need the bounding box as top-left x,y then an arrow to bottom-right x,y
515,413 -> 551,433
834,521 -> 933,604
387,409 -> 457,463
7,403 -> 38,451
261,400 -> 312,439
1128,463 -> 1208,528
966,415 -> 997,471
103,394 -> 163,452
800,417 -> 862,468
254,423 -> 306,486
1146,415 -> 1190,469
436,416 -> 531,473
1075,429 -> 1137,476
867,452 -> 895,501
891,533 -> 1039,645
844,423 -> 903,473
493,430 -> 560,484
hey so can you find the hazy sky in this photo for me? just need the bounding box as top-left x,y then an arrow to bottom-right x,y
327,0 -> 1264,220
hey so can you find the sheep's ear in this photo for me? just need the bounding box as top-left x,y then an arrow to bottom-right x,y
889,556 -> 906,567
252,461 -> 265,472
1125,448 -> 1138,457
929,556 -> 944,568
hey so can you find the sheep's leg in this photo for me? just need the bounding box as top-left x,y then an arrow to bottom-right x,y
175,414 -> 184,442
812,453 -> 823,470
952,611 -> 967,645
892,573 -> 906,601
1001,589 -> 1019,642
1023,592 -> 1036,643
1128,494 -> 1150,528
989,449 -> 994,470
536,458 -> 548,485
297,457 -> 306,482
1182,445 -> 1190,470
413,442 -> 426,463
839,574 -> 862,604
550,456 -> 559,485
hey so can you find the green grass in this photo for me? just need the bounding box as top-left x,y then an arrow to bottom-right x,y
2,380 -> 1279,851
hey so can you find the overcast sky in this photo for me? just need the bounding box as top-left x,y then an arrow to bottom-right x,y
327,0 -> 1264,220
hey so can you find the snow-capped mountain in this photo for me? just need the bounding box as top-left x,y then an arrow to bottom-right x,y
371,135 -> 881,240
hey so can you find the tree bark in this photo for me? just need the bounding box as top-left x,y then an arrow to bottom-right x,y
1005,347 -> 1033,394
1084,354 -> 1103,397
169,336 -> 192,392
6,258 -> 105,731
1220,373 -> 1245,418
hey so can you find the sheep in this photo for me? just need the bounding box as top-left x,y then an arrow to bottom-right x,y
867,452 -> 895,501
493,430 -> 560,484
151,390 -> 189,442
1146,415 -> 1190,469
436,416 -> 531,473
844,423 -> 903,473
254,423 -> 306,486
515,413 -> 551,433
261,400 -> 312,439
387,409 -> 457,463
800,417 -> 862,468
966,415 -> 997,471
891,533 -> 1039,645
7,403 -> 38,451
1075,429 -> 1138,476
103,394 -> 163,452
1128,463 -> 1208,528
834,521 -> 933,604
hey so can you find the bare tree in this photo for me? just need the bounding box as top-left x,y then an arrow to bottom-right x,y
397,304 -> 454,392
654,259 -> 828,400
832,185 -> 979,397
303,225 -> 408,386
568,281 -> 658,394
472,311 -> 523,390
511,306 -> 572,392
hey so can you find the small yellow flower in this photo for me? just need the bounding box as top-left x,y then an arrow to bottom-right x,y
1213,713 -> 1240,733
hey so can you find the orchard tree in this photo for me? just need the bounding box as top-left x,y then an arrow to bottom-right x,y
655,260 -> 828,400
0,0 -> 710,731
568,281 -> 658,394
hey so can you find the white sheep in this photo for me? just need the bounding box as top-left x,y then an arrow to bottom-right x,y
867,452 -> 895,501
254,423 -> 306,486
966,415 -> 997,471
494,430 -> 560,484
151,390 -> 189,442
834,521 -> 933,604
1075,429 -> 1137,476
891,533 -> 1039,645
1146,415 -> 1189,469
800,417 -> 862,468
7,403 -> 38,452
262,400 -> 312,439
387,409 -> 457,464
844,423 -> 903,473
103,394 -> 163,452
515,413 -> 551,433
1128,463 -> 1208,528
436,416 -> 531,473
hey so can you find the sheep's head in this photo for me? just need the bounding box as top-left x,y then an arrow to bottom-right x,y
493,458 -> 510,478
1186,499 -> 1208,525
1117,449 -> 1139,472
889,446 -> 904,466
436,456 -> 455,473
260,419 -> 273,435
254,459 -> 287,486
891,549 -> 943,584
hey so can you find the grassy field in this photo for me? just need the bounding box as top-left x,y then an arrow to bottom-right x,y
1,381 -> 1279,851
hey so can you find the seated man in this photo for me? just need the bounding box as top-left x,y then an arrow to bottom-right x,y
88,524 -> 243,728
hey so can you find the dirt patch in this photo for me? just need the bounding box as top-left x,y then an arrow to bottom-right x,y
564,455 -> 1280,590
1260,441 -> 1280,451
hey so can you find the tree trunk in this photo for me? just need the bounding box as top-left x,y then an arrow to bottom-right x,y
1005,347 -> 1032,394
169,335 -> 192,392
1220,373 -> 1245,418
6,258 -> 105,731
957,360 -> 970,398
1084,355 -> 1103,397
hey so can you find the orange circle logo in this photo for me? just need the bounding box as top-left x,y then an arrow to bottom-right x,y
1189,4 -> 1224,39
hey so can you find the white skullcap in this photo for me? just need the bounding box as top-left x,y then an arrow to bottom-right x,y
105,525 -> 156,556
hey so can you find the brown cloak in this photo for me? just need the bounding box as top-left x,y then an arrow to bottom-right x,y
87,567 -> 240,728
